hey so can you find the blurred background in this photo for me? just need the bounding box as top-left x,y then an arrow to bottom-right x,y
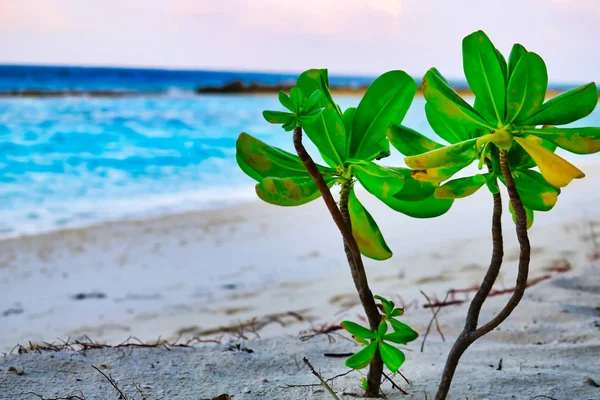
0,0 -> 599,237
1,0 -> 599,350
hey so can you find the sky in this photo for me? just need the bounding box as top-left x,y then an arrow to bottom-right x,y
0,0 -> 599,83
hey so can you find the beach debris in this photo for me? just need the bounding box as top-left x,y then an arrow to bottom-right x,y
302,357 -> 340,400
2,307 -> 24,317
423,274 -> 555,309
299,323 -> 344,343
225,343 -> 253,353
497,358 -> 503,371
72,292 -> 106,301
421,290 -> 451,352
200,395 -> 231,400
7,366 -> 25,375
382,371 -> 409,395
20,391 -> 86,400
584,377 -> 600,387
243,387 -> 251,393
543,259 -> 572,273
323,352 -> 354,358
221,283 -> 238,290
91,365 -> 128,400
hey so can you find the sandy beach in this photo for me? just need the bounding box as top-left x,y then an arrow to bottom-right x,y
2,160 -> 600,399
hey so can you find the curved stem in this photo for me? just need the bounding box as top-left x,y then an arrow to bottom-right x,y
435,190 -> 503,399
435,152 -> 531,400
292,126 -> 382,397
473,150 -> 530,338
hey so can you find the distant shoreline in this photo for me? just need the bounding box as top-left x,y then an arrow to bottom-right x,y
0,80 -> 583,98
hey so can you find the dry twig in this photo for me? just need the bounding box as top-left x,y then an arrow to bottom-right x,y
302,357 -> 341,400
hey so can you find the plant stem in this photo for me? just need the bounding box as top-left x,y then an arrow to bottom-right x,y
292,126 -> 383,397
338,179 -> 384,395
434,152 -> 531,400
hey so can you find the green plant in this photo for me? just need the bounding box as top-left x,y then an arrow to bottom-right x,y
236,69 -> 446,396
390,30 -> 599,399
341,295 -> 418,373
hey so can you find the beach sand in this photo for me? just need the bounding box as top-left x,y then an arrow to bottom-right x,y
2,162 -> 600,399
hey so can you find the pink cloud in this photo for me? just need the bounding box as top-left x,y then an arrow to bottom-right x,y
0,0 -> 75,33
169,0 -> 404,36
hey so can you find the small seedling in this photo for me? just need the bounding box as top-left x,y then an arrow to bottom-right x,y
341,295 -> 418,374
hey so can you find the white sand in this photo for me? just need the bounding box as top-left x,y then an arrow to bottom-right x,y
2,161 -> 600,399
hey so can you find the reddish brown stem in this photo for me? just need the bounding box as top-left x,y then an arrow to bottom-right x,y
292,126 -> 382,396
435,151 -> 531,400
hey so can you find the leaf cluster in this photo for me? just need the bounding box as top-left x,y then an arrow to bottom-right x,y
340,296 -> 418,373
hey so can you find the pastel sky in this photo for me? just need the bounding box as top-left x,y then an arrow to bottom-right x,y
0,0 -> 598,82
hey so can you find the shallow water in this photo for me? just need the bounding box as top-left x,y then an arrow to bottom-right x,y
0,90 -> 599,237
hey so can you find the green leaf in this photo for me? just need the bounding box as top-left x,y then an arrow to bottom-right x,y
425,102 -> 473,143
495,47 -> 508,85
387,194 -> 454,219
390,309 -> 404,317
509,201 -> 534,229
485,174 -> 500,195
290,87 -> 303,111
523,127 -> 600,155
389,318 -> 413,333
374,295 -> 393,315
236,132 -> 333,182
300,108 -> 324,123
511,169 -> 559,212
342,107 -> 356,136
263,110 -> 295,125
508,43 -> 527,79
345,341 -> 378,370
384,328 -> 419,344
386,124 -> 444,156
354,162 -> 406,200
256,176 -> 333,206
278,91 -> 293,111
378,321 -> 388,337
422,68 -> 494,131
296,69 -> 346,166
462,30 -> 506,123
350,70 -> 417,160
404,138 -> 479,169
378,341 -> 406,373
513,136 -> 585,187
348,189 -> 393,260
517,83 -> 598,126
303,89 -> 322,113
434,174 -> 488,199
340,321 -> 376,339
352,162 -> 453,218
354,163 -> 436,203
506,52 -> 548,123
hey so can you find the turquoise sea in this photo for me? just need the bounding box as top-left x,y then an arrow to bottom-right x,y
0,65 -> 598,237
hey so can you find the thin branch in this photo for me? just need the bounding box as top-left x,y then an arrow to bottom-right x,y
381,371 -> 408,395
420,290 -> 447,352
302,357 -> 340,400
91,365 -> 128,400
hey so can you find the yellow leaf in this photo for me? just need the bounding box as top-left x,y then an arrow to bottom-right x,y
513,136 -> 585,188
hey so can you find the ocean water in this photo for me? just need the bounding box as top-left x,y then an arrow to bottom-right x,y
0,65 -> 376,93
0,65 -> 598,238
